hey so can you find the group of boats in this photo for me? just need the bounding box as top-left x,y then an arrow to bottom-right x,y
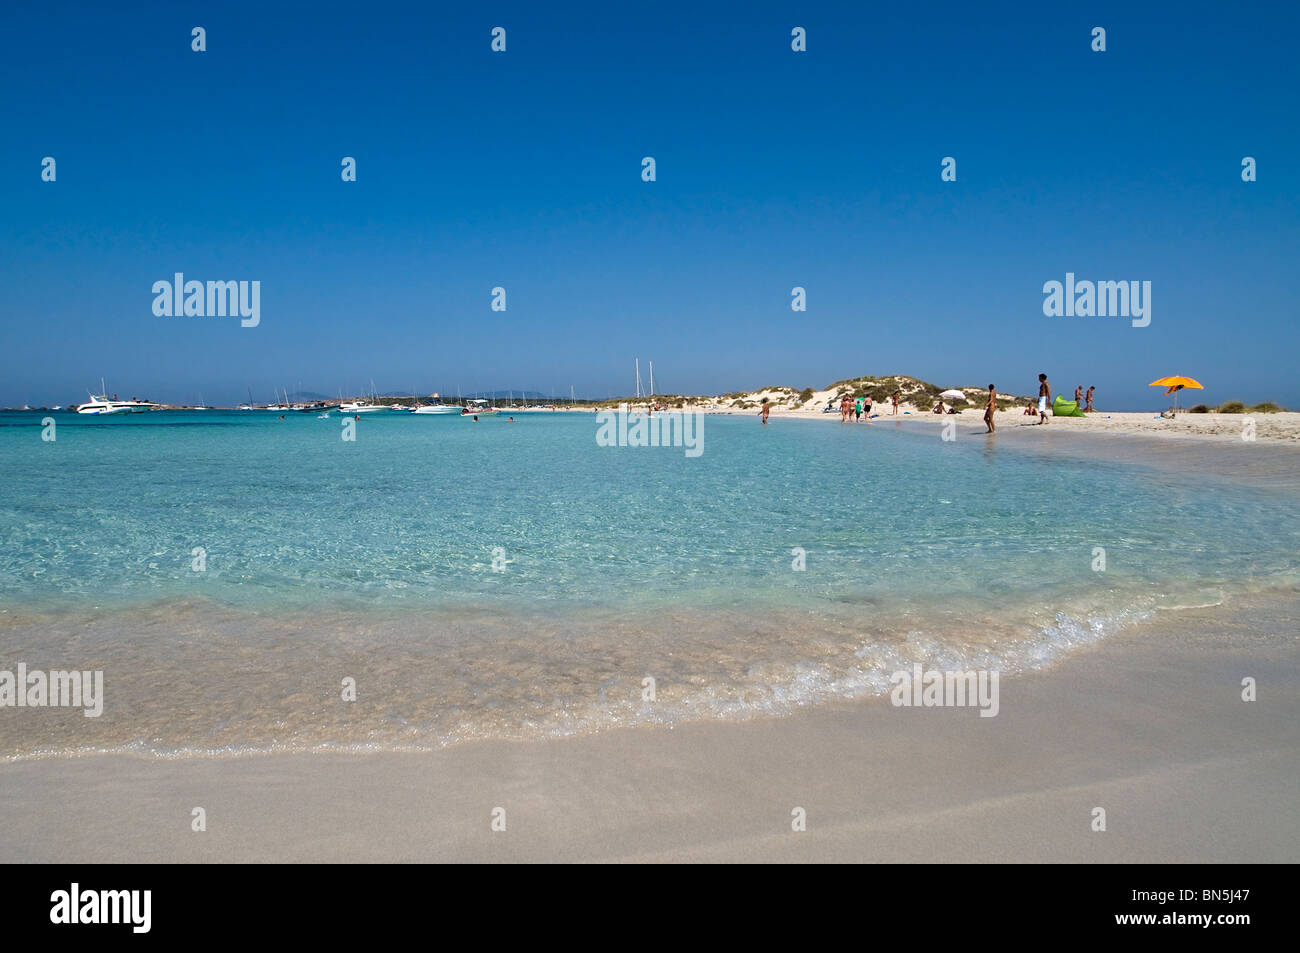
244,383 -> 500,416
68,378 -> 575,417
338,398 -> 494,416
72,390 -> 506,417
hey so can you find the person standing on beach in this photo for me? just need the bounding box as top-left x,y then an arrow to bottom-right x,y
984,384 -> 997,433
1085,386 -> 1095,413
863,394 -> 873,419
1074,385 -> 1083,408
760,397 -> 770,425
1037,373 -> 1051,424
891,391 -> 900,415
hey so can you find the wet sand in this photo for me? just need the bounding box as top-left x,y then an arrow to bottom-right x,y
3,592 -> 1296,863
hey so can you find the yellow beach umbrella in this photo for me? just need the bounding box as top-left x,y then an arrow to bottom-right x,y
1149,376 -> 1204,390
1149,376 -> 1205,416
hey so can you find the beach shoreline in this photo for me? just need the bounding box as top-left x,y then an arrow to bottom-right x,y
2,589 -> 1295,863
707,406 -> 1300,445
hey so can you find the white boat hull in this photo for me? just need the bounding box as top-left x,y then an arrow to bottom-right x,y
75,397 -> 155,415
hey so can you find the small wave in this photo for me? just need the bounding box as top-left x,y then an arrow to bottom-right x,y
0,596 -> 1179,763
1155,593 -> 1225,611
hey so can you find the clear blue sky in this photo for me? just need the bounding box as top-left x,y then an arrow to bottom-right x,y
1,1 -> 1296,408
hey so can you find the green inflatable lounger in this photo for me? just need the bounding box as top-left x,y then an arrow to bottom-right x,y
1052,395 -> 1086,417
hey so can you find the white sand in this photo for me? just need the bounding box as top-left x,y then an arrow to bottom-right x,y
717,404 -> 1300,445
2,594 -> 1296,863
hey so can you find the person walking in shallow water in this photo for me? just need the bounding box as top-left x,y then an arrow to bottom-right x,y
1037,373 -> 1051,424
984,384 -> 997,433
759,397 -> 770,425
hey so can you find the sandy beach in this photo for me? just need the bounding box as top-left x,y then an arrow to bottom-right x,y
3,589 -> 1296,863
2,420 -> 1298,863
712,403 -> 1300,445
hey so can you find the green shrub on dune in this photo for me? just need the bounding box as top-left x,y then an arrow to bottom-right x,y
710,374 -> 1037,411
1190,402 -> 1284,414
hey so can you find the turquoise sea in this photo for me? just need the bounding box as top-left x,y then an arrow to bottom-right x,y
1,409 -> 1297,758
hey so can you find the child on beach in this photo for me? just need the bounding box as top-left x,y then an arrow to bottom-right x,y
1037,374 -> 1051,424
854,397 -> 863,421
984,384 -> 996,433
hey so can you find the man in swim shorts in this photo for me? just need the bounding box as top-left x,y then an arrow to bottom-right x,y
1037,373 -> 1051,424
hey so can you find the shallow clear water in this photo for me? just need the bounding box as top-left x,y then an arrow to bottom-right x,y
1,409 -> 1297,757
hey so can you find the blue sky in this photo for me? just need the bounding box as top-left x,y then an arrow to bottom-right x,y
1,1 -> 1296,408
